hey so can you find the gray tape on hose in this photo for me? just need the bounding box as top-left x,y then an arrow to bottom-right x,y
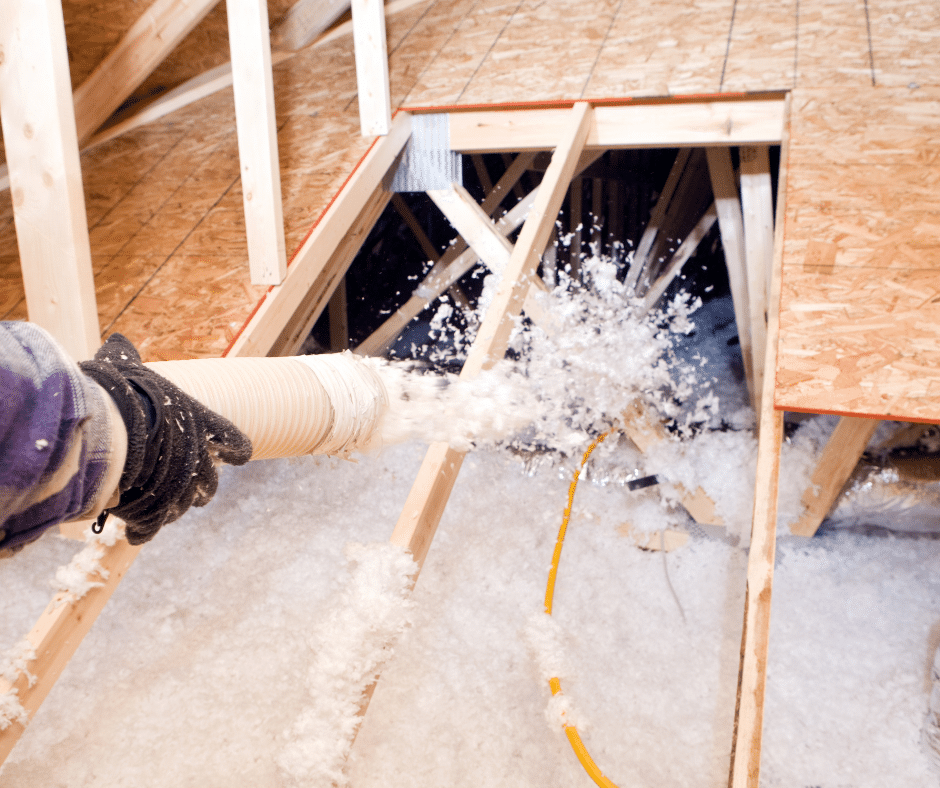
145,353 -> 389,461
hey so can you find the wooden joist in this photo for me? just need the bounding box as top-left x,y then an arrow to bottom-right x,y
227,0 -> 288,285
427,184 -> 513,273
638,202 -> 718,318
625,148 -> 691,292
0,0 -> 100,362
446,99 -> 787,153
728,93 -> 791,788
351,0 -> 391,136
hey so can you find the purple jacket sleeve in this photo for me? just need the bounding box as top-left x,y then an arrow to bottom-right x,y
0,322 -> 117,555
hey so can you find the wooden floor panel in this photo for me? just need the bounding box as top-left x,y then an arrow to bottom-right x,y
776,86 -> 940,421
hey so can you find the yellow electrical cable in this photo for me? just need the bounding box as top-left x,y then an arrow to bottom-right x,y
543,429 -> 621,788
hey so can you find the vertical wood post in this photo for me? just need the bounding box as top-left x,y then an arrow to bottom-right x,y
351,0 -> 391,136
0,0 -> 100,361
227,0 -> 288,285
707,146 -> 755,408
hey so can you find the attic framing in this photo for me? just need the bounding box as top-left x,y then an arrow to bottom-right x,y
2,0 -> 939,782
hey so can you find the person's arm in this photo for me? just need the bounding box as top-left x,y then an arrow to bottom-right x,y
0,322 -> 126,556
1,324 -> 253,556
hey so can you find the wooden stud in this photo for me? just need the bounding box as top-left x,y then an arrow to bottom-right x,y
471,154 -> 493,194
351,0 -> 391,136
501,153 -> 526,199
728,93 -> 791,788
228,111 -> 411,358
707,146 -> 755,408
740,146 -> 775,309
72,0 -> 219,145
426,184 -> 513,274
789,416 -> 880,537
270,0 -> 351,53
227,0 -> 288,285
0,0 -> 100,361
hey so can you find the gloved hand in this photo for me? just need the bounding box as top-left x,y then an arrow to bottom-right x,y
79,334 -> 252,544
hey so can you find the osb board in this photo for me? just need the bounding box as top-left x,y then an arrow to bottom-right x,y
867,0 -> 940,89
775,86 -> 940,422
581,0 -> 737,99
792,0 -> 874,88
720,0 -> 797,93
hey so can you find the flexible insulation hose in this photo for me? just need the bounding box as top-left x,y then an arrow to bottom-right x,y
146,353 -> 388,461
544,429 -> 621,788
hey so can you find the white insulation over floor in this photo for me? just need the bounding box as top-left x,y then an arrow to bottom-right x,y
1,443 -> 939,787
2,272 -> 940,786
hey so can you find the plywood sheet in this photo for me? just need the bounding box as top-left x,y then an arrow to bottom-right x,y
776,87 -> 940,421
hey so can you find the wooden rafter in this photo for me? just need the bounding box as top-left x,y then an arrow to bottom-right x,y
73,0 -> 219,146
427,184 -> 513,273
270,0 -> 351,52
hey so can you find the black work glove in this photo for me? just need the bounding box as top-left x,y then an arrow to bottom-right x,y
79,334 -> 252,545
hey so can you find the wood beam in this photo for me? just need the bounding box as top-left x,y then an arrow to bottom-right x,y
789,416 -> 880,537
270,0 -> 350,52
351,0 -> 391,136
73,0 -> 219,145
227,0 -> 288,285
728,93 -> 791,788
707,146 -> 756,408
356,189 -> 538,357
228,111 -> 411,357
427,184 -> 513,274
447,99 -> 787,153
740,145 -> 775,324
269,184 -> 392,357
389,102 -> 593,567
0,0 -> 100,361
